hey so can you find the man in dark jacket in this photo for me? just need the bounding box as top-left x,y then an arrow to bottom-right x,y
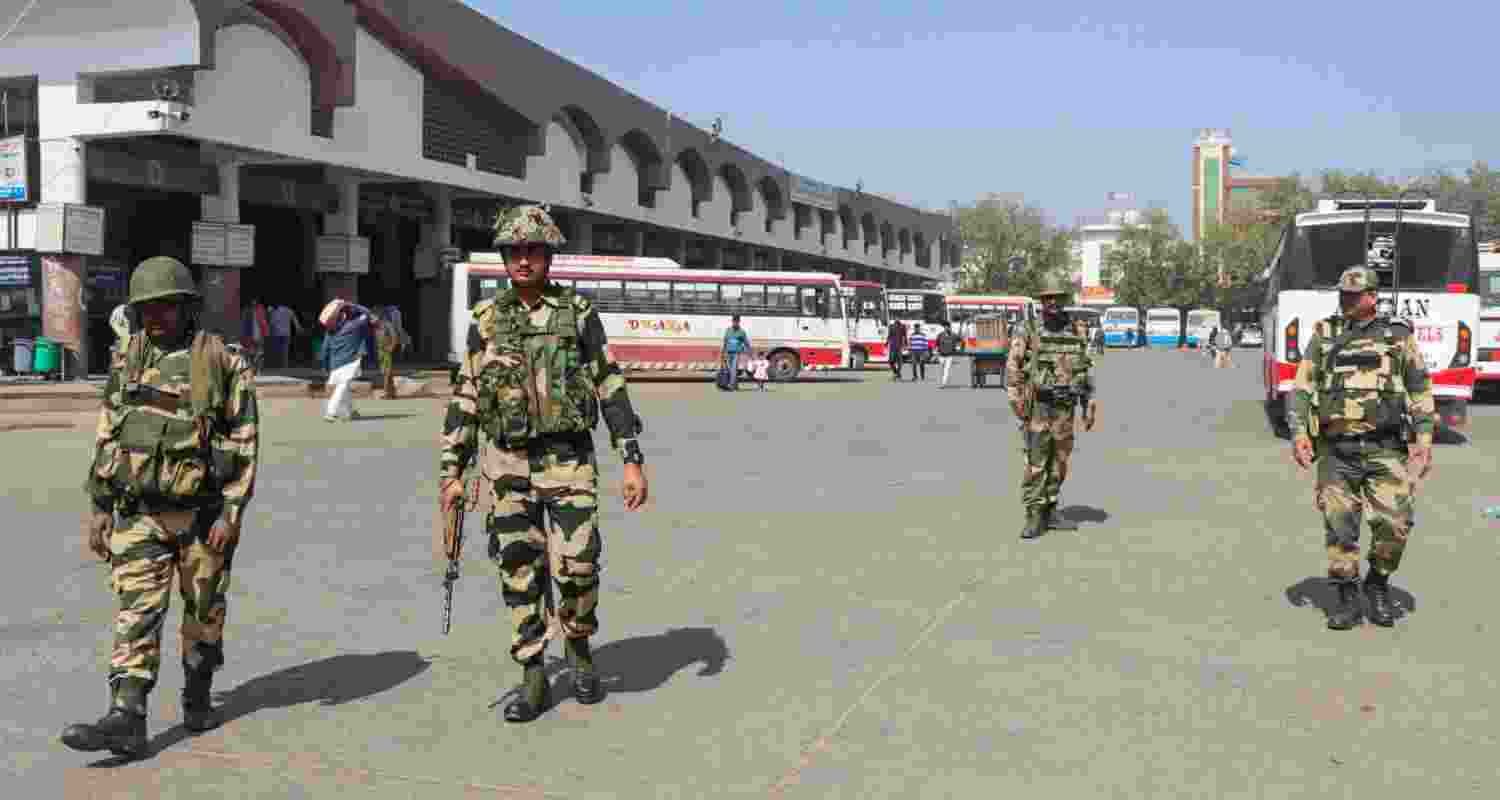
887,319 -> 907,379
321,302 -> 371,421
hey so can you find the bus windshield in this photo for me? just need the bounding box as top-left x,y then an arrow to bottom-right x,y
1287,221 -> 1474,291
842,286 -> 887,323
1104,309 -> 1137,323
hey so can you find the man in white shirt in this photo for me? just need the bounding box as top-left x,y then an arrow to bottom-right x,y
268,304 -> 303,368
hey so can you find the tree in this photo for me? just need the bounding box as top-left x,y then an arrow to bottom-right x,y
1194,222 -> 1275,309
955,194 -> 1077,295
1100,209 -> 1195,307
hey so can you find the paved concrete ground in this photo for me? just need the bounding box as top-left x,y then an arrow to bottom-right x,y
4,349 -> 1498,798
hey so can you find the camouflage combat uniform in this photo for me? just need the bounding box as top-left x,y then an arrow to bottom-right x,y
64,256 -> 259,757
1288,265 -> 1433,629
1006,295 -> 1094,539
440,205 -> 644,721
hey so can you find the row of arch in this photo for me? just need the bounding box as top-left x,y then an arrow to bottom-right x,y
556,105 -> 946,268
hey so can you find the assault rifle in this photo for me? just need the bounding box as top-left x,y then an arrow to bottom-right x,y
441,483 -> 468,635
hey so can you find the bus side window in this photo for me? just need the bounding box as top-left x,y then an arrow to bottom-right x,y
625,279 -> 652,310
769,285 -> 798,316
800,286 -> 830,318
739,284 -> 767,311
592,280 -> 624,312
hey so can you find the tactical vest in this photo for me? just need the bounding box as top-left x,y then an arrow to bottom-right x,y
94,332 -> 229,506
473,290 -> 599,448
1025,322 -> 1088,392
1315,315 -> 1411,434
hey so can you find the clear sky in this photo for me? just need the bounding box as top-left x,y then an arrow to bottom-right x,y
471,1 -> 1498,234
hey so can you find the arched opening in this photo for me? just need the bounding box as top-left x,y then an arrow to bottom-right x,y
675,148 -> 712,219
557,104 -> 609,194
620,129 -> 666,208
719,163 -> 752,228
899,228 -> 912,260
861,213 -> 877,254
838,205 -> 857,249
914,232 -> 928,268
880,222 -> 894,257
759,176 -> 786,234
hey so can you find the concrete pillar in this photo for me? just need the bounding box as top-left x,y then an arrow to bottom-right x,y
197,158 -> 242,339
673,234 -> 688,266
569,216 -> 594,255
421,183 -> 453,360
770,249 -> 783,271
321,171 -> 362,305
711,240 -> 725,269
632,228 -> 646,257
37,138 -> 89,377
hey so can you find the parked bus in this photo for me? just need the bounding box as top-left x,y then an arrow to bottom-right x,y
1145,307 -> 1182,347
1478,249 -> 1500,386
1262,197 -> 1479,433
1185,308 -> 1222,348
886,289 -> 950,363
1101,305 -> 1141,348
947,294 -> 1035,349
840,279 -> 890,369
451,254 -> 850,381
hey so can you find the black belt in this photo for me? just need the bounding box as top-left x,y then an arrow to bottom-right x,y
1326,431 -> 1404,448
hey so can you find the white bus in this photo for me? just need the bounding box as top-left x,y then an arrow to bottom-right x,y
1185,308 -> 1221,348
1478,250 -> 1500,386
947,294 -> 1036,350
840,279 -> 891,369
1101,305 -> 1141,348
450,254 -> 850,381
1262,197 -> 1480,433
1145,307 -> 1182,348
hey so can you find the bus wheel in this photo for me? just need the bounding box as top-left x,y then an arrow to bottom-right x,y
850,348 -> 868,370
769,351 -> 801,382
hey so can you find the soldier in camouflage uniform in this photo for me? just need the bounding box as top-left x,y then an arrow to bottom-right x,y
1289,265 -> 1434,630
61,257 -> 259,758
1006,280 -> 1099,540
440,205 -> 649,723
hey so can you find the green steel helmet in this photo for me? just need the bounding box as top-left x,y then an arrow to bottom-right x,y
1338,265 -> 1380,292
128,256 -> 200,305
492,204 -> 567,249
1036,278 -> 1071,299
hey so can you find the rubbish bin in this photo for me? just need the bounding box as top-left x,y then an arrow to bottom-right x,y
32,337 -> 60,374
12,338 -> 34,374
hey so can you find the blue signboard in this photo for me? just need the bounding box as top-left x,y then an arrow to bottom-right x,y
0,254 -> 33,287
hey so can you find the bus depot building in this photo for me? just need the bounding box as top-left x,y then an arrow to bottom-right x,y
0,0 -> 960,376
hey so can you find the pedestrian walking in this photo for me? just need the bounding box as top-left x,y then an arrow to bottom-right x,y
887,319 -> 907,379
267,303 -> 303,369
908,324 -> 930,380
935,320 -> 962,387
60,256 -> 259,759
374,305 -> 405,398
440,204 -> 649,723
320,299 -> 371,422
720,314 -> 750,391
1214,326 -> 1234,368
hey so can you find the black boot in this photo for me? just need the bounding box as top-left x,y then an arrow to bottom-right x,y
60,679 -> 149,758
1043,503 -> 1078,531
181,664 -> 221,733
565,638 -> 604,705
1326,579 -> 1364,630
503,659 -> 551,723
1020,510 -> 1044,540
1364,571 -> 1397,627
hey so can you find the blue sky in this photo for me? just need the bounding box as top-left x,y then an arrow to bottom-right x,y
472,1 -> 1498,234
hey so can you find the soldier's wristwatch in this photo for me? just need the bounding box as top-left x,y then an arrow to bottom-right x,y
621,439 -> 645,466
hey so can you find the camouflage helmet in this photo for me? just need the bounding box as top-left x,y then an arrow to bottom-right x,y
492,204 -> 567,249
1337,265 -> 1380,293
1036,277 -> 1072,299
128,256 -> 199,305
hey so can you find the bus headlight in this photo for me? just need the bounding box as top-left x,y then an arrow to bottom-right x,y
1450,321 -> 1471,369
1285,319 -> 1300,363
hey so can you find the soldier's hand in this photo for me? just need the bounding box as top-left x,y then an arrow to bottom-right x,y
207,516 -> 241,553
1083,400 -> 1098,431
1292,435 -> 1314,470
1010,400 -> 1024,419
622,464 -> 648,512
85,510 -> 113,562
440,478 -> 465,512
1407,445 -> 1433,479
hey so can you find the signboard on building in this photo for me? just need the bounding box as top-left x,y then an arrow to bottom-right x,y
0,136 -> 31,203
41,254 -> 85,350
0,253 -> 34,287
191,221 -> 227,266
33,203 -> 105,256
788,174 -> 837,212
316,234 -> 370,274
226,224 -> 255,266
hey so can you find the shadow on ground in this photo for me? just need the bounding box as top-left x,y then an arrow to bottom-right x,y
349,413 -> 421,422
1284,576 -> 1418,618
89,650 -> 431,766
1059,505 -> 1110,525
491,626 -> 731,708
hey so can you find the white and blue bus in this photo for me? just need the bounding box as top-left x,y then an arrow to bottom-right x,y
1101,305 -> 1140,347
1145,307 -> 1182,348
1184,308 -> 1222,348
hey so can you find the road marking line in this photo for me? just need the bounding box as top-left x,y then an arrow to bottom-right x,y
767,574 -> 985,796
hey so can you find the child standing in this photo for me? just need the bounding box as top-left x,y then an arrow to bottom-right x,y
751,350 -> 770,390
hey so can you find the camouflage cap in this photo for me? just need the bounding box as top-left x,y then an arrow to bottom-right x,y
492,204 -> 566,249
1036,278 -> 1071,298
1338,265 -> 1380,292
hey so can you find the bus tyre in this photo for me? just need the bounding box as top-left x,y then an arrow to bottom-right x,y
768,351 -> 801,382
850,349 -> 868,370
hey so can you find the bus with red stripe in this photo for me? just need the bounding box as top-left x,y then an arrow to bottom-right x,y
1261,197 -> 1480,435
451,254 -> 850,381
1477,247 -> 1500,385
947,294 -> 1038,349
839,279 -> 891,369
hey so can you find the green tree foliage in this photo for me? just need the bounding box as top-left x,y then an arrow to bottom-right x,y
1100,209 -> 1198,307
954,194 -> 1077,296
